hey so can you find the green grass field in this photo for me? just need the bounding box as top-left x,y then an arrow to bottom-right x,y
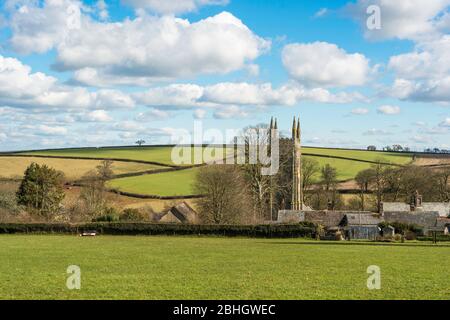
108,168 -> 199,196
0,235 -> 449,300
304,155 -> 374,181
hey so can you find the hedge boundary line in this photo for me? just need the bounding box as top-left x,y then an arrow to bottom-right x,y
0,154 -> 181,169
1,148 -> 436,173
302,153 -> 404,167
106,188 -> 204,200
0,223 -> 316,238
417,235 -> 450,242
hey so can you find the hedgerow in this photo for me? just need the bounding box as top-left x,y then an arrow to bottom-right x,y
0,222 -> 316,238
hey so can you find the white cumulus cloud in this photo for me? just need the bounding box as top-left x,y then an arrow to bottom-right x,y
387,36 -> 450,102
345,0 -> 450,41
82,110 -> 113,122
0,54 -> 134,111
8,1 -> 270,83
213,105 -> 248,119
38,125 -> 68,136
121,0 -> 229,15
377,105 -> 401,115
282,42 -> 371,87
133,81 -> 368,109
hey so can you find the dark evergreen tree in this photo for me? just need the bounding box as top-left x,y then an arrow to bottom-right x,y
16,163 -> 65,216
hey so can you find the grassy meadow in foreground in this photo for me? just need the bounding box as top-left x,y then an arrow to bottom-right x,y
0,235 -> 449,300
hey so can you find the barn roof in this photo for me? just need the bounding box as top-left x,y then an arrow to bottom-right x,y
343,213 -> 383,226
304,211 -> 347,228
383,211 -> 439,228
168,202 -> 198,224
158,211 -> 183,223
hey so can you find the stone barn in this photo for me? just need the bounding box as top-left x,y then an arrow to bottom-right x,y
341,213 -> 382,240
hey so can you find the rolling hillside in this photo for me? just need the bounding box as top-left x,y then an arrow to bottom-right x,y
0,145 -> 423,197
19,146 -> 232,166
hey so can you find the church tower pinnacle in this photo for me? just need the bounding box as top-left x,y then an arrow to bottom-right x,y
292,116 -> 303,210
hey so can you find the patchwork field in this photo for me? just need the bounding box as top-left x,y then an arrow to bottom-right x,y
19,146 -> 413,166
2,145 -> 436,196
0,235 -> 449,300
0,156 -> 162,181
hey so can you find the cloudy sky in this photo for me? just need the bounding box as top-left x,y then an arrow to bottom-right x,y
0,0 -> 449,151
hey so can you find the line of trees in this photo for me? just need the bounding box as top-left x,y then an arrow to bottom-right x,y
355,161 -> 450,211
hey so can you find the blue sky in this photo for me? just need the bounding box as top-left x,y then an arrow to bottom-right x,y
0,0 -> 449,151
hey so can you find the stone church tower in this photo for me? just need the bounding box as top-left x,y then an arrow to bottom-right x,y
292,117 -> 303,210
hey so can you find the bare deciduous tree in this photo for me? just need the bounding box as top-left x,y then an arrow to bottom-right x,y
302,157 -> 319,204
79,160 -> 115,217
194,165 -> 253,224
434,167 -> 450,201
355,168 -> 374,211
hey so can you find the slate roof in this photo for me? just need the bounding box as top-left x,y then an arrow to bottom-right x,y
278,210 -> 378,228
158,202 -> 198,224
158,211 -> 183,223
343,213 -> 383,226
169,202 -> 198,224
383,211 -> 439,228
302,211 -> 368,228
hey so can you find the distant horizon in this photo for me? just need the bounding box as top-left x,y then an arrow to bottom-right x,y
2,142 -> 448,155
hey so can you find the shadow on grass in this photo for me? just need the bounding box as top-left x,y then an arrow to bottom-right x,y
259,241 -> 450,249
